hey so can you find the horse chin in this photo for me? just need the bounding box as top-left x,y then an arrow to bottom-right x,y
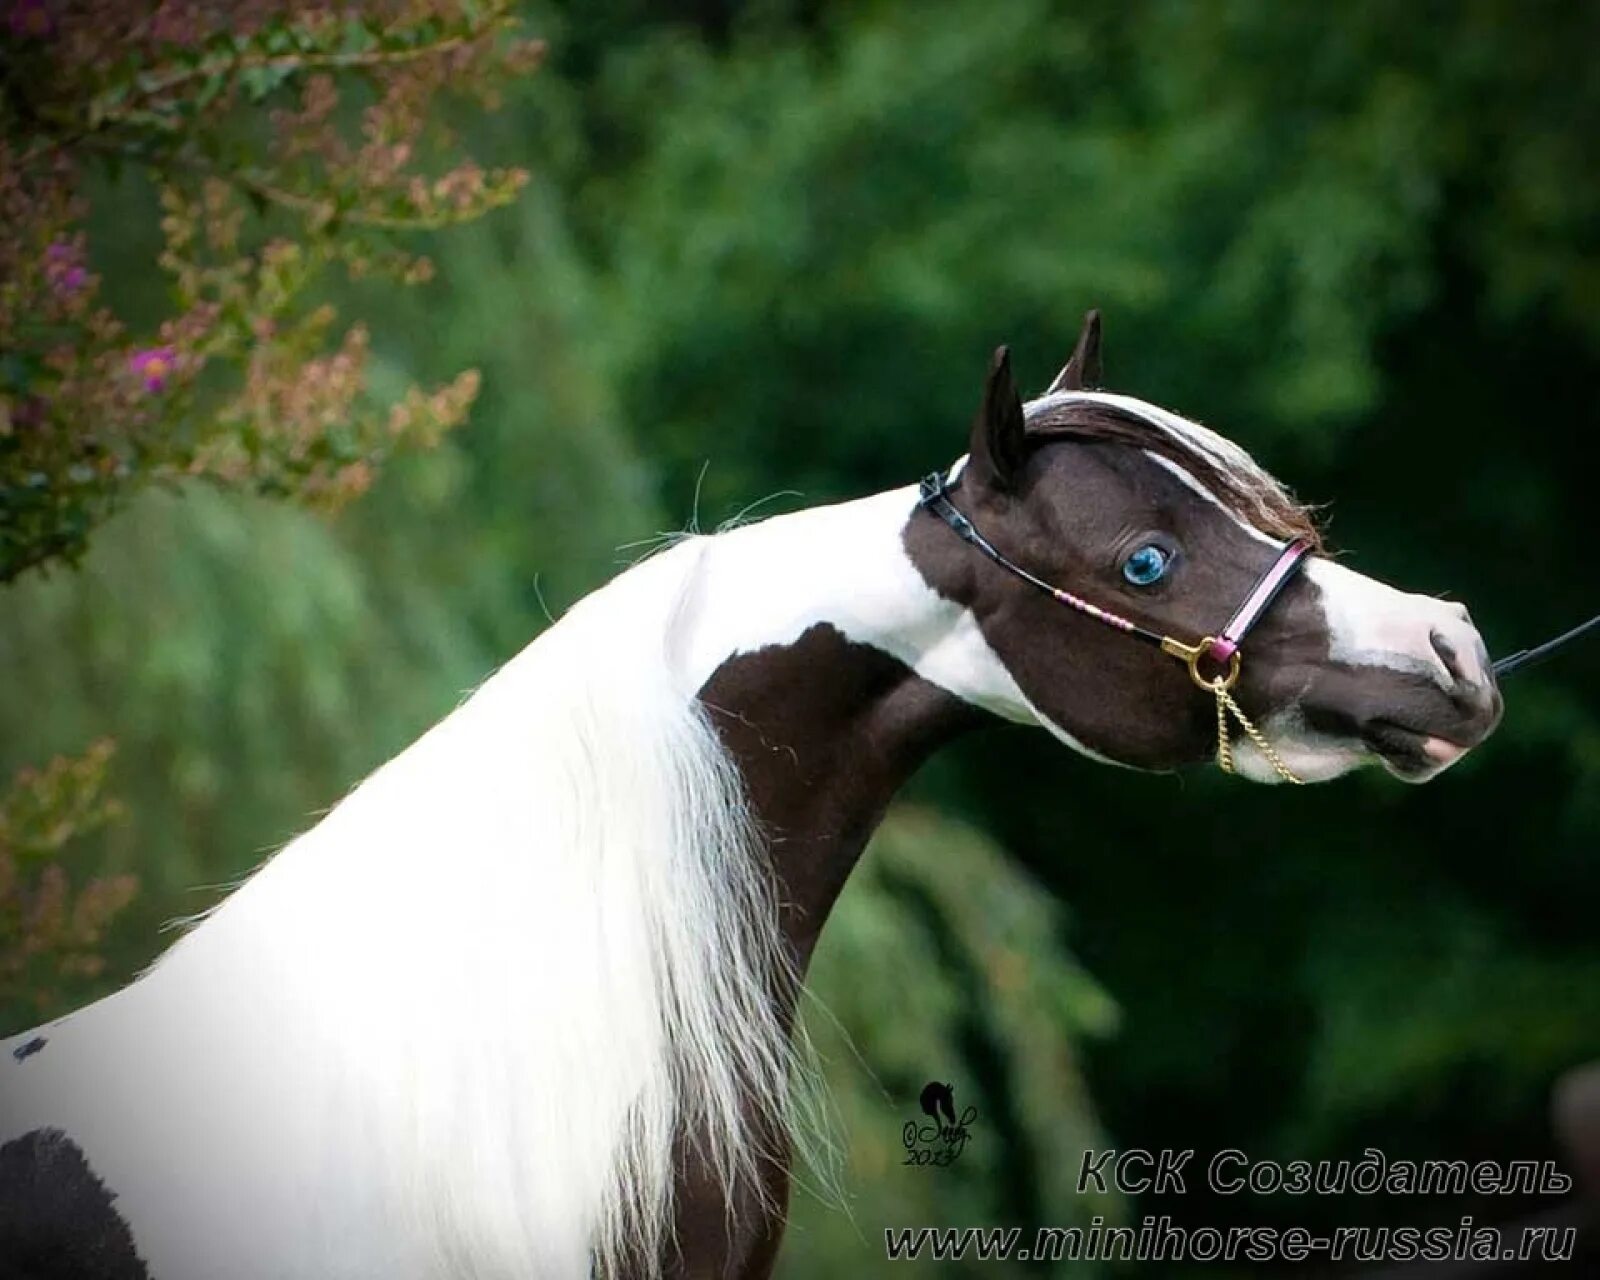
1362,721 -> 1473,783
1177,708 -> 1477,787
1291,672 -> 1501,784
1218,719 -> 1368,784
1269,728 -> 1473,785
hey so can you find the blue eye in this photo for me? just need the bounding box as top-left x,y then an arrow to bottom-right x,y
1122,544 -> 1171,587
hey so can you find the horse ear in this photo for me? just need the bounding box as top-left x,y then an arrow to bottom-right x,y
1046,308 -> 1103,394
967,345 -> 1027,490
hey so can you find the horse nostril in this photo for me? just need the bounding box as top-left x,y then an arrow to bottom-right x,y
1431,625 -> 1501,726
1430,628 -> 1465,683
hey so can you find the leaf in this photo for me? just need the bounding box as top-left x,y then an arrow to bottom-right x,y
340,17 -> 378,56
194,73 -> 228,111
240,64 -> 295,102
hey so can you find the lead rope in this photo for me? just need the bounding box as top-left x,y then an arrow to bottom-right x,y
1493,611 -> 1600,678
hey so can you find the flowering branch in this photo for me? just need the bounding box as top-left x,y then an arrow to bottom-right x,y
0,0 -> 543,1018
0,0 -> 545,583
89,11 -> 520,122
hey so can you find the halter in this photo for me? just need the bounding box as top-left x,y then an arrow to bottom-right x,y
918,469 -> 1314,783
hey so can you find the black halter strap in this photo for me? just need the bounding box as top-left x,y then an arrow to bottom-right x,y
917,468 -> 1312,664
917,471 -> 1168,647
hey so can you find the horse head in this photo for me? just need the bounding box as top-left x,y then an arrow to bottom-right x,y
906,312 -> 1503,783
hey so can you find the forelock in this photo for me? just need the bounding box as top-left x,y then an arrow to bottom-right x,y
1022,391 -> 1324,550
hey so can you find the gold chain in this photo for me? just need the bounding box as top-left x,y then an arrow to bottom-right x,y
1211,681 -> 1303,785
1162,634 -> 1304,785
1214,682 -> 1234,774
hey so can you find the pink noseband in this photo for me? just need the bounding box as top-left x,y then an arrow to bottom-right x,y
1204,539 -> 1314,665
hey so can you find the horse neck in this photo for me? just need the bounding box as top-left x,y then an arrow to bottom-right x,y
686,485 -> 1011,968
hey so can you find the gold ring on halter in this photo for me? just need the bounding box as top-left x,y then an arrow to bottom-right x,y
1160,636 -> 1243,692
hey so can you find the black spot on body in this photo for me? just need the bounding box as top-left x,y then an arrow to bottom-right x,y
11,1037 -> 45,1064
0,1128 -> 149,1279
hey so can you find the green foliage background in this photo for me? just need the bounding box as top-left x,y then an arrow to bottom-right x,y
4,2 -> 1599,1274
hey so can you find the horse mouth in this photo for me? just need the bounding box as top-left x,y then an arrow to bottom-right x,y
1362,720 -> 1471,781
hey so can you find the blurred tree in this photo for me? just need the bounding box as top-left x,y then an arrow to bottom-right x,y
787,808 -> 1120,1276
1,0 -> 542,581
0,740 -> 130,1022
0,0 -> 544,1027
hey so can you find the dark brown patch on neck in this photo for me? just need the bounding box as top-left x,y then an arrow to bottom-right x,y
696,621 -> 982,969
670,623 -> 980,1279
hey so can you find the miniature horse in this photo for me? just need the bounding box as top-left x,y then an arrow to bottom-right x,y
0,315 -> 1501,1278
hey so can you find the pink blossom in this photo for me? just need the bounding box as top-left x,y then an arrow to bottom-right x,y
44,240 -> 86,296
129,346 -> 177,393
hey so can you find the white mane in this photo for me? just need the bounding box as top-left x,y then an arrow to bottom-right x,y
3,536 -> 804,1278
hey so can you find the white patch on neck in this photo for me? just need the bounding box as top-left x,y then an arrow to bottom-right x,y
672,481 -> 1117,764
